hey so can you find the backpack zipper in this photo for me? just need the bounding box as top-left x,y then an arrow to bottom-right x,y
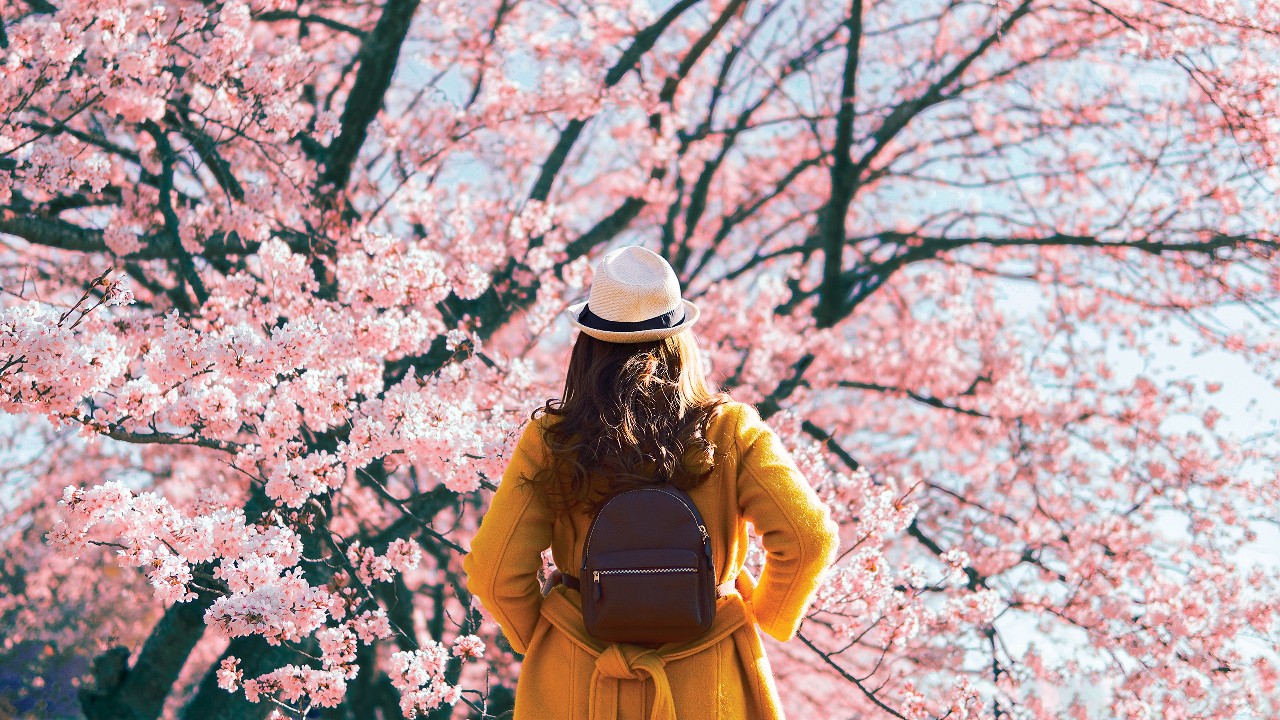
594,567 -> 698,578
593,566 -> 699,600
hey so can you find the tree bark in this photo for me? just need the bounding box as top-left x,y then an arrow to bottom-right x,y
179,636 -> 305,720
79,591 -> 215,720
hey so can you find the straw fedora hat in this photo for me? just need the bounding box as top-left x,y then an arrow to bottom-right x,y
566,245 -> 701,343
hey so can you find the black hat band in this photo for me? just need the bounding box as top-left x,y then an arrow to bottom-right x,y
577,303 -> 686,332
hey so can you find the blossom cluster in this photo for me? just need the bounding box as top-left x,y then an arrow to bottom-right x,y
384,634 -> 485,716
49,482 -> 296,602
47,481 -> 357,707
346,538 -> 422,585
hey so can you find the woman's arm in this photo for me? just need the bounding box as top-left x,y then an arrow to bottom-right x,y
462,418 -> 555,654
735,403 -> 841,642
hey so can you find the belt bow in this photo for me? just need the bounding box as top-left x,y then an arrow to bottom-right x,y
592,644 -> 675,720
539,584 -> 753,720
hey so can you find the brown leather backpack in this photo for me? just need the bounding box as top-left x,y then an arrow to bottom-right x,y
561,484 -> 736,644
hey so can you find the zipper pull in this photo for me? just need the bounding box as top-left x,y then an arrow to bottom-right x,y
593,571 -> 602,601
698,524 -> 709,540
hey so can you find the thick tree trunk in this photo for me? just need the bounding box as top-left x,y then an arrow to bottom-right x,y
79,591 -> 215,720
179,635 -> 304,720
78,485 -> 277,720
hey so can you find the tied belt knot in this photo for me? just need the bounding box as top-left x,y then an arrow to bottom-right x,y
539,581 -> 763,720
592,645 -> 675,720
595,643 -> 667,682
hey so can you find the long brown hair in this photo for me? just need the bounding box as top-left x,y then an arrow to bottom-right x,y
525,330 -> 732,516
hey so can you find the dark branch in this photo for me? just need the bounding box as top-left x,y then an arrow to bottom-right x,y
526,0 -> 700,203
0,211 -> 306,259
255,9 -> 368,37
815,0 -> 865,328
835,379 -> 993,418
319,0 -> 423,196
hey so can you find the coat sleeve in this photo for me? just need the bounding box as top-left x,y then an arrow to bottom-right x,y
462,418 -> 556,655
735,403 -> 841,642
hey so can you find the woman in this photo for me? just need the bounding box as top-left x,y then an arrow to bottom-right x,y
462,245 -> 841,720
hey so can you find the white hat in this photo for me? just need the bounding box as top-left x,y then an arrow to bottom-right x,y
565,245 -> 701,343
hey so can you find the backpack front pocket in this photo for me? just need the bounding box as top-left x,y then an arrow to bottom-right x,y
583,548 -> 712,640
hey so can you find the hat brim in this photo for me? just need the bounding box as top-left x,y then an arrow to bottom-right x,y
565,299 -> 700,343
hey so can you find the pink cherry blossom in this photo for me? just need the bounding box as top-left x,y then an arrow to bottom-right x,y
3,0 -> 1280,717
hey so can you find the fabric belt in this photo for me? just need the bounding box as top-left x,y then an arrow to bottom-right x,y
560,572 -> 738,599
538,584 -> 754,720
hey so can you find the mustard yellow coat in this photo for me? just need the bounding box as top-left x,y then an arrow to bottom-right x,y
462,401 -> 841,720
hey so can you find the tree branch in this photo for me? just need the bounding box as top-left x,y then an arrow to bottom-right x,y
319,0 -> 423,197
815,0 -> 864,328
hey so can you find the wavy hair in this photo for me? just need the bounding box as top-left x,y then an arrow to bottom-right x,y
525,330 -> 732,516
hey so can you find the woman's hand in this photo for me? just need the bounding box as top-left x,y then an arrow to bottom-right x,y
540,568 -> 564,596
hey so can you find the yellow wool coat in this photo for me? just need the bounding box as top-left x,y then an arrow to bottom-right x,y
462,401 -> 841,720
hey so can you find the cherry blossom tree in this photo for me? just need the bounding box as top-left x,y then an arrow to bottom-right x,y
2,0 -> 1279,717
